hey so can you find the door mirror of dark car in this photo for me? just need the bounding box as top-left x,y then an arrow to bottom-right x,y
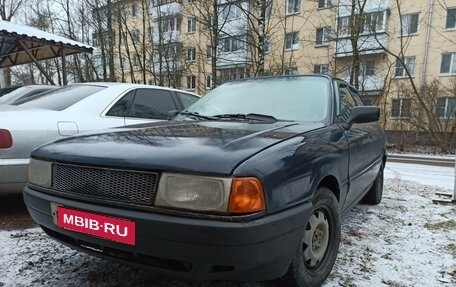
168,110 -> 179,120
344,106 -> 380,129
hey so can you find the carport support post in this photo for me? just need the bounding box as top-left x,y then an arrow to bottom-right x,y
61,49 -> 67,86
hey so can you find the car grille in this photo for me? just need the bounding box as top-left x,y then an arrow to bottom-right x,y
51,163 -> 159,205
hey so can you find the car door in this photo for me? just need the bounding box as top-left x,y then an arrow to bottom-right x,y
336,80 -> 381,210
124,88 -> 179,126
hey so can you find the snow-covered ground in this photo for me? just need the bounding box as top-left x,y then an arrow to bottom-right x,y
0,163 -> 455,287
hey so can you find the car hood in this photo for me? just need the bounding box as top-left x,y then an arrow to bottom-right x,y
33,121 -> 325,174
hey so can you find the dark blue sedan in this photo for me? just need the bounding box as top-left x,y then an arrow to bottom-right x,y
24,75 -> 386,286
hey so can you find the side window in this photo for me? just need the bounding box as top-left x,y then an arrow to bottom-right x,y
106,91 -> 134,117
130,89 -> 176,119
177,92 -> 199,108
337,81 -> 358,123
348,86 -> 364,106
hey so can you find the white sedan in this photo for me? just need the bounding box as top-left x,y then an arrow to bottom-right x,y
0,82 -> 200,193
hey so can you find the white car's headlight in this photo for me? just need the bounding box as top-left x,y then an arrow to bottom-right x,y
155,173 -> 232,213
155,173 -> 266,215
28,159 -> 52,188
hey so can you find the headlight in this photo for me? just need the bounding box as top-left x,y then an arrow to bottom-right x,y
28,159 -> 52,188
155,173 -> 232,213
155,173 -> 266,215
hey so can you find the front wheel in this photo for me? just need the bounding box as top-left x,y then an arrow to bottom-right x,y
284,187 -> 341,287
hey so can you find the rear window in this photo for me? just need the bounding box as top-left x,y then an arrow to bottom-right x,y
19,85 -> 106,111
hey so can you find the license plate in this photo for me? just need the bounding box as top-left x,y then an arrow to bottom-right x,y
56,206 -> 136,245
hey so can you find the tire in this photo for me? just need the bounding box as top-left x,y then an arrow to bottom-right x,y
284,187 -> 341,287
362,164 -> 384,205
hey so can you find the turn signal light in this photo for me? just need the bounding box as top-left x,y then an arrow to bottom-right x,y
0,129 -> 12,149
229,177 -> 265,214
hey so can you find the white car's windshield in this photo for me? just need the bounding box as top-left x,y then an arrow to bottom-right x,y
181,76 -> 330,122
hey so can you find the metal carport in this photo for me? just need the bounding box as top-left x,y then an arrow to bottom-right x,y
0,20 -> 93,85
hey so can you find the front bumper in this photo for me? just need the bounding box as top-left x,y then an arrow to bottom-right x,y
0,158 -> 29,193
24,186 -> 312,281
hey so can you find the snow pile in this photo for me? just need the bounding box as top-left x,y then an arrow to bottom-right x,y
0,179 -> 455,287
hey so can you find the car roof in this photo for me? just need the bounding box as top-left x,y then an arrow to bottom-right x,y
72,82 -> 200,97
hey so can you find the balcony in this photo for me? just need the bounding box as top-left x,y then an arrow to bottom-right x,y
150,1 -> 182,19
151,30 -> 181,44
153,59 -> 181,74
216,49 -> 249,67
335,33 -> 388,57
343,74 -> 385,94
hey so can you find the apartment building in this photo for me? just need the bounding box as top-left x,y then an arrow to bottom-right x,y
92,0 -> 456,147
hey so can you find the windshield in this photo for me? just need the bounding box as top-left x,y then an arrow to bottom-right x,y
19,85 -> 106,111
181,76 -> 330,122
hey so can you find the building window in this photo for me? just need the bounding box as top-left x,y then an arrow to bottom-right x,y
316,27 -> 331,46
120,57 -> 126,68
436,98 -> 456,118
187,48 -> 196,61
265,2 -> 273,18
313,64 -> 329,75
133,54 -> 140,67
221,37 -> 244,52
361,61 -> 375,76
395,56 -> 416,77
119,32 -> 126,45
218,67 -> 246,82
264,37 -> 271,53
284,67 -> 298,75
363,11 -> 386,33
163,45 -> 178,60
206,75 -> 213,89
446,8 -> 456,29
318,0 -> 331,9
132,29 -> 140,42
284,32 -> 299,51
162,17 -> 181,33
132,4 -> 138,17
206,46 -> 212,59
92,34 -> 99,46
153,0 -> 182,6
187,18 -> 196,33
286,0 -> 301,15
337,16 -> 350,37
391,99 -> 411,118
221,4 -> 242,21
400,13 -> 419,35
440,53 -> 456,75
186,75 -> 196,90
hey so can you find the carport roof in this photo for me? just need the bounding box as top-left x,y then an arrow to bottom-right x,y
0,20 -> 93,69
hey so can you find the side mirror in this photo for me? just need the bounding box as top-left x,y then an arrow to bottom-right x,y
344,106 -> 380,129
167,110 -> 179,120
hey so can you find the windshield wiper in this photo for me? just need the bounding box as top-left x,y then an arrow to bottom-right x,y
212,113 -> 280,122
178,111 -> 217,121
